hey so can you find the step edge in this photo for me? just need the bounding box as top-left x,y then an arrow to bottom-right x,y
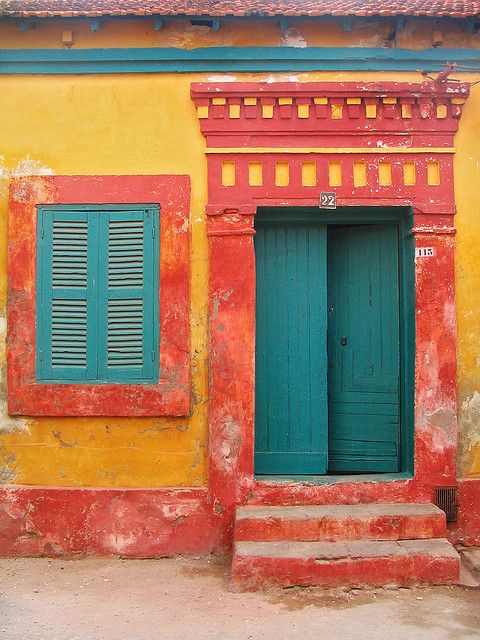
236,503 -> 445,520
234,538 -> 460,561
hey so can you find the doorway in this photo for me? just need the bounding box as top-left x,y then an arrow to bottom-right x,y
254,208 -> 412,476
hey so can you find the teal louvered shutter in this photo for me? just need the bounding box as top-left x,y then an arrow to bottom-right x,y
97,209 -> 158,382
36,206 -> 159,384
37,210 -> 97,381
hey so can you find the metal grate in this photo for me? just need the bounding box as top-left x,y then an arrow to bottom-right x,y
434,486 -> 459,523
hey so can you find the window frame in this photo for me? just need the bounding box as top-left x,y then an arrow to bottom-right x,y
7,175 -> 190,417
36,204 -> 160,385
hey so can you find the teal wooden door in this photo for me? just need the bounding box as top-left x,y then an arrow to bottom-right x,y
327,225 -> 401,473
254,222 -> 329,474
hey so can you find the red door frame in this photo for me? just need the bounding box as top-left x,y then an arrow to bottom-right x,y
192,81 -> 469,545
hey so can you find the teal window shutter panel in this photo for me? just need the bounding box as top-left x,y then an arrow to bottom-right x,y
97,209 -> 158,382
36,206 -> 159,384
37,209 -> 97,381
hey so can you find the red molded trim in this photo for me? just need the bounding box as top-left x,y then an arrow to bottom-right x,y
0,486 -> 216,557
7,175 -> 191,416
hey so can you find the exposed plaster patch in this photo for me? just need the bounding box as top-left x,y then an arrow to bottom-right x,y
107,533 -> 136,554
0,155 -> 53,199
216,415 -> 241,475
459,390 -> 480,476
444,300 -> 456,333
212,289 -> 233,320
279,27 -> 307,48
207,75 -> 237,82
0,317 -> 29,436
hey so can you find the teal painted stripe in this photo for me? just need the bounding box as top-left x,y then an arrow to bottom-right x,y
1,46 -> 480,74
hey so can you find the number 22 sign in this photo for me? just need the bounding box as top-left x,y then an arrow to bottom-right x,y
320,192 -> 336,209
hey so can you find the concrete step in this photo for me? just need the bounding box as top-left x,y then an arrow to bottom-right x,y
231,538 -> 460,590
235,503 -> 446,543
458,547 -> 480,588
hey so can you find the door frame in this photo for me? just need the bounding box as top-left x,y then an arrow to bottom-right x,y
253,206 -> 415,478
192,80 -> 467,528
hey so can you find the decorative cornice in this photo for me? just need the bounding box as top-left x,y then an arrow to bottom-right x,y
194,81 -> 468,217
192,81 -> 469,150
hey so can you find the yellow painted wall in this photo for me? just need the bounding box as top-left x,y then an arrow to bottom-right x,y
0,19 -> 479,486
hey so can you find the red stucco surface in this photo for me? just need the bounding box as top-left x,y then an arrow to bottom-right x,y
7,175 -> 191,417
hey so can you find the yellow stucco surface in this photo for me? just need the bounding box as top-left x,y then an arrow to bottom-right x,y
0,20 -> 479,486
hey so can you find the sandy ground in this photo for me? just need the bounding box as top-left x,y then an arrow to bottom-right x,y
0,556 -> 479,640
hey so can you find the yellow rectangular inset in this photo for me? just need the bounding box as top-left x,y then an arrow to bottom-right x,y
314,97 -> 328,105
262,104 -> 274,118
244,97 -> 257,106
275,162 -> 290,187
298,103 -> 310,119
279,97 -> 293,106
329,161 -> 342,187
347,97 -> 361,105
353,161 -> 367,187
222,161 -> 235,187
451,98 -> 466,105
379,162 -> 392,186
301,162 -> 317,187
197,105 -> 209,119
403,161 -> 416,186
437,104 -> 448,119
229,104 -> 240,119
331,104 -> 343,119
248,162 -> 263,187
383,97 -> 397,104
212,97 -> 226,106
366,104 -> 377,119
427,160 -> 440,186
401,103 -> 412,119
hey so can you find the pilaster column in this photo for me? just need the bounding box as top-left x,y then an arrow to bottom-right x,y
412,217 -> 457,488
206,208 -> 256,546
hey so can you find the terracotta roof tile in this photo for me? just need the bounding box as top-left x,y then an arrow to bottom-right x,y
1,0 -> 479,19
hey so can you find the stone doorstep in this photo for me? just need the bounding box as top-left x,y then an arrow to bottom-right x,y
235,538 -> 460,561
231,538 -> 460,590
236,503 -> 445,520
234,503 -> 446,542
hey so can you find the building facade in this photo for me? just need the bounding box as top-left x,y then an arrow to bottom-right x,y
0,0 -> 479,588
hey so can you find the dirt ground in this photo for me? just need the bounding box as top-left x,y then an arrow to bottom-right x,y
0,556 -> 479,640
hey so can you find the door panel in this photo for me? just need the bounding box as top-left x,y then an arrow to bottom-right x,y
327,225 -> 400,473
255,222 -> 328,475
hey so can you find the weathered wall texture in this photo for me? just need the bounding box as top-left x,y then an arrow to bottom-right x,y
0,19 -> 478,492
1,15 -> 480,50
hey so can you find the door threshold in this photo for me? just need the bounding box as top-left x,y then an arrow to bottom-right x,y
255,472 -> 412,485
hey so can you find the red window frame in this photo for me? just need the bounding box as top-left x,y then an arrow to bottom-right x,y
7,175 -> 191,417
